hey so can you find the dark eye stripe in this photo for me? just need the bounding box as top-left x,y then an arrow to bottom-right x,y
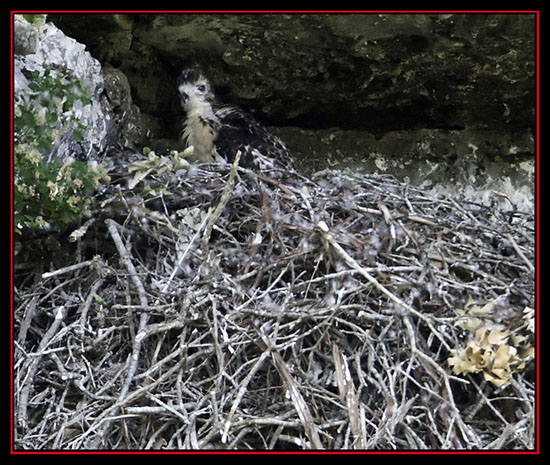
197,84 -> 206,92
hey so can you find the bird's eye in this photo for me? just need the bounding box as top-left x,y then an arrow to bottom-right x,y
197,84 -> 206,92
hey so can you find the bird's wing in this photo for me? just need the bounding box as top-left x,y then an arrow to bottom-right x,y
213,105 -> 294,170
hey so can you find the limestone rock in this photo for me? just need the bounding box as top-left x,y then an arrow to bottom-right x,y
14,15 -> 150,162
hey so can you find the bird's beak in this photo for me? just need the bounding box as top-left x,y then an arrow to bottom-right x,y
180,91 -> 189,104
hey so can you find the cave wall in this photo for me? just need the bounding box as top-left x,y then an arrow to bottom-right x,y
46,12 -> 536,209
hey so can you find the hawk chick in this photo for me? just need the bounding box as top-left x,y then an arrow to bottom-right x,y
177,68 -> 294,170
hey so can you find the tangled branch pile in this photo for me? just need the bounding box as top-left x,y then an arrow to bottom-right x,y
14,156 -> 535,450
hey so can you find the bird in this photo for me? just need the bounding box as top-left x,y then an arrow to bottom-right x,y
177,68 -> 294,171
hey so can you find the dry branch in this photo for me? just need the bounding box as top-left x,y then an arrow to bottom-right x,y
14,160 -> 535,450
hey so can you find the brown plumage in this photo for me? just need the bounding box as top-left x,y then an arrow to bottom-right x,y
178,68 -> 294,170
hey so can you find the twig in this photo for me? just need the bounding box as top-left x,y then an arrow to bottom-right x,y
253,324 -> 324,450
90,219 -> 152,448
14,165 -> 534,450
105,219 -> 149,310
221,350 -> 271,445
41,257 -> 98,279
317,220 -> 452,351
162,209 -> 211,293
105,219 -> 150,397
333,343 -> 365,449
506,233 -> 535,273
201,150 -> 241,260
17,306 -> 66,429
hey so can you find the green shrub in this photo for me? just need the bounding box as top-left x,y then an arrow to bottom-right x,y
14,68 -> 106,233
21,14 -> 46,25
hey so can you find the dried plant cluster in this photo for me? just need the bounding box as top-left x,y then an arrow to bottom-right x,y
14,156 -> 535,450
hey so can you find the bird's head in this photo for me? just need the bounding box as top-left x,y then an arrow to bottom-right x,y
177,68 -> 214,110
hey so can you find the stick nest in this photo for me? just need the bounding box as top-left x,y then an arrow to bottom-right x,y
14,156 -> 535,450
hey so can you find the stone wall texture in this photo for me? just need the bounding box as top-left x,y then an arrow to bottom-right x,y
46,13 -> 536,209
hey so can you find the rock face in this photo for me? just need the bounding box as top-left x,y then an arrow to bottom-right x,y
14,17 -> 109,161
14,15 -> 149,163
45,13 -> 536,209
